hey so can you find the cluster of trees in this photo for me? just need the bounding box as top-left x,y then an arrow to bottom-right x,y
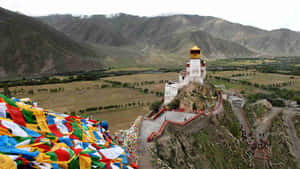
150,101 -> 162,112
231,72 -> 256,77
168,98 -> 180,110
213,75 -> 300,105
104,80 -> 168,88
213,76 -> 296,91
149,98 -> 180,113
246,93 -> 285,107
11,87 -> 65,96
104,80 -> 164,97
49,87 -> 64,93
0,68 -> 178,88
246,88 -> 300,106
37,88 -> 48,92
74,101 -> 151,114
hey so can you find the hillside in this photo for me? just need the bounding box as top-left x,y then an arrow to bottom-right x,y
39,14 -> 255,66
152,101 -> 298,169
40,14 -> 300,59
0,7 -> 103,79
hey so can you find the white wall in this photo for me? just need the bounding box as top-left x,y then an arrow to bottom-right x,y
190,59 -> 201,83
164,83 -> 178,105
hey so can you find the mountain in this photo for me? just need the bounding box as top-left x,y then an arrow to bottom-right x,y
0,7 -> 103,79
39,14 -> 255,67
40,14 -> 300,59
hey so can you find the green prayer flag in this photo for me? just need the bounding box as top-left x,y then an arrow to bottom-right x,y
0,94 -> 18,108
21,109 -> 37,124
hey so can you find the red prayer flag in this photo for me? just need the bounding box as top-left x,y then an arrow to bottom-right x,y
54,149 -> 70,161
48,124 -> 64,137
6,104 -> 26,127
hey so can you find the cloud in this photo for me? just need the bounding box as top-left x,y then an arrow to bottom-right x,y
0,0 -> 299,30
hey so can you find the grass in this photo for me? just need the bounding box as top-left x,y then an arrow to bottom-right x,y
208,58 -> 276,67
209,78 -> 266,95
269,114 -> 298,168
0,79 -> 161,132
294,114 -> 300,139
103,72 -> 178,93
0,73 -> 178,132
192,127 -> 249,169
102,72 -> 178,83
3,79 -> 159,117
1,68 -> 299,133
210,70 -> 300,91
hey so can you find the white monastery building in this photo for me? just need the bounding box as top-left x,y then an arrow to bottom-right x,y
164,46 -> 206,105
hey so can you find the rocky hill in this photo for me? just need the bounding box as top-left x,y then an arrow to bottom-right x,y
40,13 -> 300,59
0,7 -> 103,79
167,82 -> 218,112
152,100 -> 298,169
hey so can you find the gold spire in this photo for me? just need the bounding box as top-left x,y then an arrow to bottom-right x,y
190,45 -> 201,59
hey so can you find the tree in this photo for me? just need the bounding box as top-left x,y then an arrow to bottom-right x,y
292,96 -> 300,104
143,88 -> 149,94
192,103 -> 197,111
168,99 -> 180,110
28,89 -> 34,95
150,101 -> 161,112
4,84 -> 11,97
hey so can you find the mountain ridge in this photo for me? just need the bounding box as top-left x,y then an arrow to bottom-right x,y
0,7 -> 103,78
39,13 -> 300,58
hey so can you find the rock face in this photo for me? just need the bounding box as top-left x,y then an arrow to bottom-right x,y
169,82 -> 217,112
254,99 -> 273,111
243,99 -> 273,125
152,100 -> 298,169
153,100 -> 249,169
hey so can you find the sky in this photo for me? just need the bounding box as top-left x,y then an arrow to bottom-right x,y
0,0 -> 299,31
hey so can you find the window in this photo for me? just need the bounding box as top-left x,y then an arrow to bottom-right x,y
191,50 -> 200,54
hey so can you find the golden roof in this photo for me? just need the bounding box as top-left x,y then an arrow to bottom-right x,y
190,45 -> 201,59
190,45 -> 201,51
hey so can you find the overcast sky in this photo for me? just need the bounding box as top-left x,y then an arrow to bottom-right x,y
0,0 -> 299,31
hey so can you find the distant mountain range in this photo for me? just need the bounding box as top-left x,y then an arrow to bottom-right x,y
39,14 -> 300,58
1,7 -> 300,78
0,7 -> 102,79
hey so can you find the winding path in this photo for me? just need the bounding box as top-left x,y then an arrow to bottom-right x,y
229,96 -> 251,136
136,92 -> 223,168
137,111 -> 195,169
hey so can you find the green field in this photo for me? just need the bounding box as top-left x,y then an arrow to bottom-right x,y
210,70 -> 300,91
1,57 -> 299,132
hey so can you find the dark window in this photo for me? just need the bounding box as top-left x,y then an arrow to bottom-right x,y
190,50 -> 200,54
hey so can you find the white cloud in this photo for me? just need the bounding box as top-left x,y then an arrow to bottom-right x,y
0,0 -> 299,31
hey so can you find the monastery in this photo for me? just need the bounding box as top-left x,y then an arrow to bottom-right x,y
164,46 -> 206,105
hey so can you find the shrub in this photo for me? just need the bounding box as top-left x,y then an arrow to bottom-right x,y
168,99 -> 180,110
143,88 -> 149,94
28,89 -> 34,95
292,96 -> 300,104
101,84 -> 110,88
150,101 -> 161,112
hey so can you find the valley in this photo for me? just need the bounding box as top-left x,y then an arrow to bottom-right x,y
0,5 -> 299,169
